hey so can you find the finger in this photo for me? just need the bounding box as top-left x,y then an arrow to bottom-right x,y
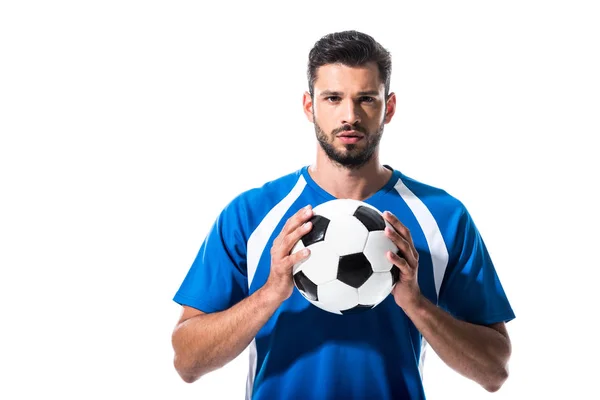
274,215 -> 314,260
383,211 -> 413,243
282,220 -> 312,254
387,251 -> 413,277
272,205 -> 312,251
384,226 -> 416,266
281,204 -> 313,237
286,246 -> 311,267
383,211 -> 418,260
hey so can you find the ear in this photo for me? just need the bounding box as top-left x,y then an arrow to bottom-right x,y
384,92 -> 397,124
303,91 -> 314,123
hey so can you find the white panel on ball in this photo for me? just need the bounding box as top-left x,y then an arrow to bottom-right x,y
317,280 -> 359,310
324,215 -> 369,256
363,230 -> 398,273
357,272 -> 394,305
300,241 -> 340,285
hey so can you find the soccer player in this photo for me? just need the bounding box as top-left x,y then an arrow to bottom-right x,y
171,30 -> 515,399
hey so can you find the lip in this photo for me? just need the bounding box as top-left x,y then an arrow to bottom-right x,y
337,135 -> 363,144
337,130 -> 364,138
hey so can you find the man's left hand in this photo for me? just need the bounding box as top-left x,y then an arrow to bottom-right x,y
383,211 -> 423,311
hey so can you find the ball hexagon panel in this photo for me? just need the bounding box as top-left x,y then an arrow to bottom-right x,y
353,205 -> 386,232
299,241 -> 340,285
317,280 -> 359,311
337,252 -> 373,288
357,271 -> 394,305
301,215 -> 330,247
363,230 -> 398,273
325,215 -> 369,256
293,270 -> 318,301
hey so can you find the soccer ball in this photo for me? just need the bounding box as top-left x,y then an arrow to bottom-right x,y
291,199 -> 400,315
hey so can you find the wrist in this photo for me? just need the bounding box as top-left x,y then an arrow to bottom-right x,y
258,282 -> 287,308
400,292 -> 427,317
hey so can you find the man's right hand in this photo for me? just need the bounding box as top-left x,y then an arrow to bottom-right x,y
264,204 -> 314,302
173,204 -> 316,383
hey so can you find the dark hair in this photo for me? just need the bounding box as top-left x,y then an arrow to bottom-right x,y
307,30 -> 392,98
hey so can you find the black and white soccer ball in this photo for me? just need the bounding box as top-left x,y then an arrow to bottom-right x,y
291,199 -> 400,315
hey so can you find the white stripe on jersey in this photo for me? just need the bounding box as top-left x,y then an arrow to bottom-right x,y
245,174 -> 307,400
393,178 -> 449,382
393,178 -> 449,298
245,339 -> 258,400
246,174 -> 307,288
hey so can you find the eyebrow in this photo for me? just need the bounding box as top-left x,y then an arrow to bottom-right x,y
319,90 -> 380,97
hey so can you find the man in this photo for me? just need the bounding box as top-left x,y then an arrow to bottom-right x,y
171,30 -> 515,399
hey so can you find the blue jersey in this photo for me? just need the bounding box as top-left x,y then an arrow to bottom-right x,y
173,165 -> 515,399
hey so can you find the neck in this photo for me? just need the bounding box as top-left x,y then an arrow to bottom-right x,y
308,148 -> 392,201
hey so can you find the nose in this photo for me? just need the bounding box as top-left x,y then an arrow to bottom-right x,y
341,99 -> 361,126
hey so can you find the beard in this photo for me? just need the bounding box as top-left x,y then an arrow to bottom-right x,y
314,118 -> 384,169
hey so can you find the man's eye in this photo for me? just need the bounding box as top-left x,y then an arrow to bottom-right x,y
326,96 -> 341,102
360,96 -> 375,103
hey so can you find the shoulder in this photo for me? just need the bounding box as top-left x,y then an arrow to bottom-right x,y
239,168 -> 305,206
228,168 -> 305,213
217,167 -> 306,234
392,170 -> 483,255
394,170 -> 467,218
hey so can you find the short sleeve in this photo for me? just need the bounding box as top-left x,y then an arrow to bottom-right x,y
438,208 -> 515,325
173,200 -> 249,313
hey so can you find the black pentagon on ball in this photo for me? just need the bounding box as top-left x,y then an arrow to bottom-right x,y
340,304 -> 375,315
337,253 -> 373,288
293,270 -> 318,301
391,262 -> 400,284
301,215 -> 330,247
353,205 -> 386,232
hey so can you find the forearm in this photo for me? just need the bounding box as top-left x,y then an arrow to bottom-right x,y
404,296 -> 511,392
172,286 -> 282,382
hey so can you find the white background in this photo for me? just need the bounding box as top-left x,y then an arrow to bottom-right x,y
1,1 -> 599,399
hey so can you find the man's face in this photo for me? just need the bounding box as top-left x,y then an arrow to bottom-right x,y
304,62 -> 395,169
